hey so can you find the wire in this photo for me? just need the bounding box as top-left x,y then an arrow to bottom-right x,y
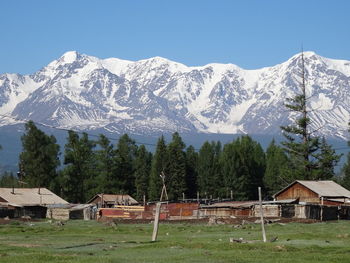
0,114 -> 191,149
0,113 -> 348,152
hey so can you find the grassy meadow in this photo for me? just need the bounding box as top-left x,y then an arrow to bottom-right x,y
0,219 -> 349,263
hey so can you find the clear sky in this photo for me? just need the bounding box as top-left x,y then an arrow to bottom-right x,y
1,0 -> 349,74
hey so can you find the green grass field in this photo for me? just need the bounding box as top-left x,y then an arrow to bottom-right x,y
0,219 -> 349,263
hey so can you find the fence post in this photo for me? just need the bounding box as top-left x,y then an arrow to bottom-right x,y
258,187 -> 267,243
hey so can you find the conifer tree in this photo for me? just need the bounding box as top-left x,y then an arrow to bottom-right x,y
134,145 -> 152,201
94,134 -> 117,193
280,52 -> 319,180
314,137 -> 341,180
115,134 -> 137,195
19,121 -> 60,189
264,139 -> 291,196
165,132 -> 187,200
197,141 -> 222,198
148,135 -> 167,201
341,123 -> 350,189
0,172 -> 19,187
185,145 -> 198,198
221,136 -> 265,200
61,131 -> 96,203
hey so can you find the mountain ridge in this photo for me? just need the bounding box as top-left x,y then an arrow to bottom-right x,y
0,51 -> 349,139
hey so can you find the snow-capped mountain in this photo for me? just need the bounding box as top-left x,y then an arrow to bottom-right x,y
0,51 -> 349,139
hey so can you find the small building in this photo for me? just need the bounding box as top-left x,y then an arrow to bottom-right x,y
0,188 -> 69,218
46,204 -> 95,220
87,194 -> 139,208
274,180 -> 350,205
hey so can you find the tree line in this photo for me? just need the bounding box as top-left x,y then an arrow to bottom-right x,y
0,119 -> 349,203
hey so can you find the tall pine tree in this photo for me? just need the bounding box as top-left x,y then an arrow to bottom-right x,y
197,141 -> 222,198
94,134 -> 117,193
221,136 -> 265,200
148,135 -> 167,201
341,123 -> 350,189
61,131 -> 96,203
115,134 -> 137,195
264,139 -> 291,196
185,145 -> 198,198
314,137 -> 341,180
19,121 -> 60,189
165,132 -> 187,200
280,52 -> 319,180
134,145 -> 152,201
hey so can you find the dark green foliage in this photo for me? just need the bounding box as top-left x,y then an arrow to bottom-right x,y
148,135 -> 167,201
0,172 -> 19,187
114,134 -> 138,195
197,141 -> 222,198
94,134 -> 117,194
314,137 -> 341,180
134,145 -> 152,202
342,154 -> 350,190
165,132 -> 187,200
18,121 -> 60,189
61,131 -> 96,203
185,145 -> 198,198
281,53 -> 326,180
221,136 -> 265,200
264,139 -> 291,196
341,123 -> 350,190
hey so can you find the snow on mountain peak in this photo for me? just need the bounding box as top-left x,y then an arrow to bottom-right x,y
0,51 -> 349,139
59,51 -> 79,64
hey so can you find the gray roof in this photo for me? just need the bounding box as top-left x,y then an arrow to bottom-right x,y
87,194 -> 139,205
0,188 -> 69,206
274,180 -> 350,198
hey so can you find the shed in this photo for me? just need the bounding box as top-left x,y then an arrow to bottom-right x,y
88,194 -> 139,208
46,204 -> 95,220
0,188 -> 69,218
273,180 -> 350,205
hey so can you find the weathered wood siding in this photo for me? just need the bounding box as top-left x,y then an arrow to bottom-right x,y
99,203 -> 200,220
276,182 -> 319,203
253,205 -> 280,217
47,208 -> 70,220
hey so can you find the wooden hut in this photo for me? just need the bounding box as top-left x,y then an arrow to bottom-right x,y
274,180 -> 350,205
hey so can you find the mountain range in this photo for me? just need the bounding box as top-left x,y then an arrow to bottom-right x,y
0,51 -> 349,139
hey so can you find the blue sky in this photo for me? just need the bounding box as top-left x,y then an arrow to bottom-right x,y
1,0 -> 349,74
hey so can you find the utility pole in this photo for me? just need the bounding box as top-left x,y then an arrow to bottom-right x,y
159,171 -> 168,201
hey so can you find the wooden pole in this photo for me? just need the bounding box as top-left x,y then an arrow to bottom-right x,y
258,187 -> 267,243
197,191 -> 199,202
320,197 -> 324,221
152,202 -> 162,242
182,192 -> 185,202
230,190 -> 233,200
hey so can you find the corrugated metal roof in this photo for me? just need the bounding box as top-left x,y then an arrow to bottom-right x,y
0,188 -> 69,206
297,180 -> 350,197
274,180 -> 350,198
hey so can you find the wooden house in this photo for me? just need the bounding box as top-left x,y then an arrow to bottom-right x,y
0,187 -> 69,218
273,180 -> 350,205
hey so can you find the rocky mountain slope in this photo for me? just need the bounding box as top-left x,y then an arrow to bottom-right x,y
0,51 -> 349,138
